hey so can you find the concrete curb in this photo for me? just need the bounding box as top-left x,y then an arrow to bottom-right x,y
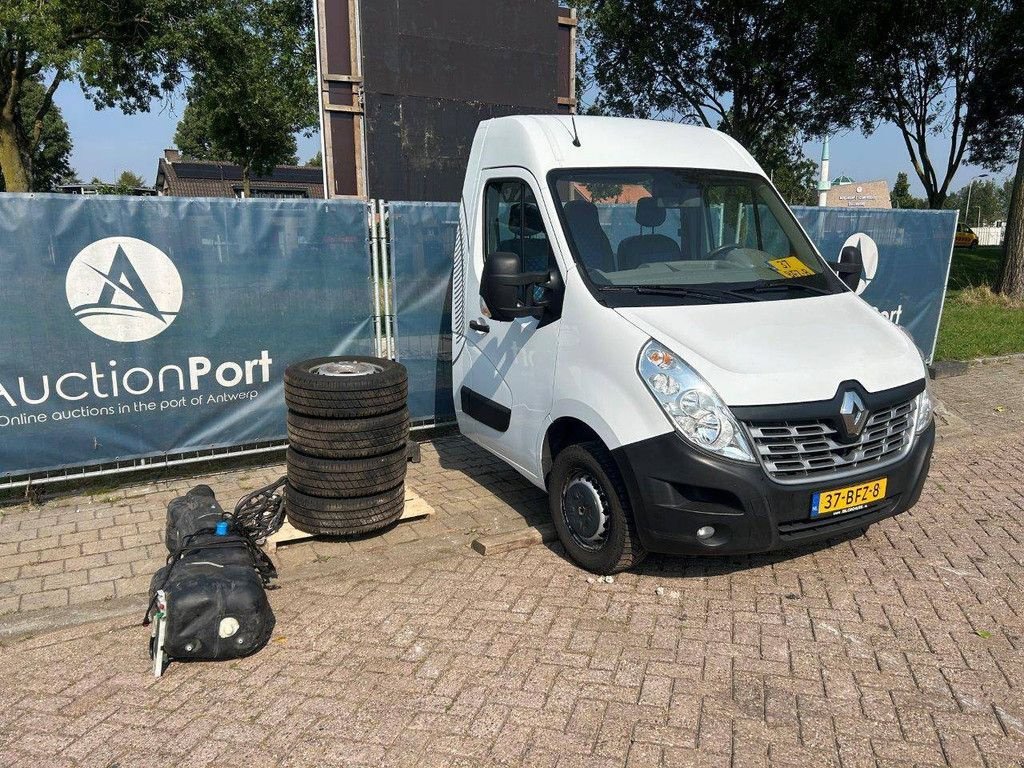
471,523 -> 556,556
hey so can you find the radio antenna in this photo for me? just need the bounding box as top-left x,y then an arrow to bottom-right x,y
570,114 -> 581,147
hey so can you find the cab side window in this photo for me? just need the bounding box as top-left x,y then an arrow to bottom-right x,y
484,180 -> 555,274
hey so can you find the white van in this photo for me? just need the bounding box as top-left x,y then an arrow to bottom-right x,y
451,116 -> 935,574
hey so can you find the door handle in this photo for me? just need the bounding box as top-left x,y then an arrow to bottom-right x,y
469,319 -> 490,333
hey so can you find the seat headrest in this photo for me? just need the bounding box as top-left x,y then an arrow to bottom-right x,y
635,197 -> 666,228
507,203 -> 545,237
563,199 -> 601,226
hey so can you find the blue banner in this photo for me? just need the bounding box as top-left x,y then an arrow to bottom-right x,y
0,194 -> 374,477
792,206 -> 956,362
389,202 -> 459,423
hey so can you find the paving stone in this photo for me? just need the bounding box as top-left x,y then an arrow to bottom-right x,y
0,358 -> 1022,765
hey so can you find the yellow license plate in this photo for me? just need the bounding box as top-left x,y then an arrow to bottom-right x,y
768,256 -> 816,278
811,478 -> 887,518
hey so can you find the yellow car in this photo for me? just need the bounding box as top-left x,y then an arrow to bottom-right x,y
955,223 -> 979,249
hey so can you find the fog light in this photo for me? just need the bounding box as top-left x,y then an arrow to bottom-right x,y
696,526 -> 715,540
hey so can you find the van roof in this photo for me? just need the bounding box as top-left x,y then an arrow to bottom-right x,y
476,115 -> 765,178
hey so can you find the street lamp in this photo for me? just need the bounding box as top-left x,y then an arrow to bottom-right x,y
965,173 -> 989,227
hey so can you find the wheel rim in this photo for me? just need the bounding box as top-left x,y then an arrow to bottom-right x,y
562,472 -> 610,551
311,361 -> 382,377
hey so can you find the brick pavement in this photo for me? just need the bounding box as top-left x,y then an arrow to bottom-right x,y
0,437 -> 549,624
0,358 -> 1022,766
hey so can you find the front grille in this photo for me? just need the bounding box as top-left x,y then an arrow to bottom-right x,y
745,400 -> 916,483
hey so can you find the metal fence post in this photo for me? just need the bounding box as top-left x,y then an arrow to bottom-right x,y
380,201 -> 396,359
368,199 -> 384,357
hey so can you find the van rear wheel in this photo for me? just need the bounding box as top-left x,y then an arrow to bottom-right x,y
548,441 -> 646,574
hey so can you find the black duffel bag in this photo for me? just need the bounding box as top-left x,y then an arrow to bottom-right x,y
164,485 -> 228,553
147,487 -> 277,674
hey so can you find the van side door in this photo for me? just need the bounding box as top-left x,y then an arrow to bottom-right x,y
452,170 -> 563,483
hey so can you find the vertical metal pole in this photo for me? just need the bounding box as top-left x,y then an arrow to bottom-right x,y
368,199 -> 383,357
380,202 -> 396,359
311,0 -> 329,197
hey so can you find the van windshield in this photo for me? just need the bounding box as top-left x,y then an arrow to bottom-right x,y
549,168 -> 843,303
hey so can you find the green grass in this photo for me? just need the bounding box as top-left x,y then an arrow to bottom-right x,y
934,246 -> 1024,361
945,245 -> 1004,290
934,295 -> 1024,360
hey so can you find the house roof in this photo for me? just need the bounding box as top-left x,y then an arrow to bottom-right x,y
155,155 -> 325,198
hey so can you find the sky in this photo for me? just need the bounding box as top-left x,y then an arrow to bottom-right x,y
55,87 -> 322,185
56,85 -> 1012,197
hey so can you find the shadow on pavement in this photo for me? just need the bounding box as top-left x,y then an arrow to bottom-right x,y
430,433 -> 549,530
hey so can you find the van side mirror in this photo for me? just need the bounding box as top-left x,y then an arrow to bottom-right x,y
481,251 -> 557,322
831,244 -> 864,291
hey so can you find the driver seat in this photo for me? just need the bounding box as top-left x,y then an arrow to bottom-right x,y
617,197 -> 681,270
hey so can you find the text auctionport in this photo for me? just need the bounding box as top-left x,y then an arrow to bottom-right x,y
0,351 -> 273,408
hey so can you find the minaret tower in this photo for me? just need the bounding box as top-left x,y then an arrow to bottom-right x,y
817,136 -> 831,207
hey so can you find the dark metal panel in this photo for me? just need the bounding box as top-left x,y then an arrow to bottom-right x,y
322,0 -> 353,74
359,0 -> 569,201
327,82 -> 354,106
366,95 -> 541,202
360,0 -> 558,105
364,36 -> 557,107
318,0 -> 574,200
557,19 -> 572,101
328,112 -> 360,197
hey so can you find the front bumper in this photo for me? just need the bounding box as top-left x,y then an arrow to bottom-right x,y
612,423 -> 935,555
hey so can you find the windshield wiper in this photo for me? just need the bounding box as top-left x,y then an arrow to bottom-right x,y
596,284 -> 741,303
731,280 -> 833,297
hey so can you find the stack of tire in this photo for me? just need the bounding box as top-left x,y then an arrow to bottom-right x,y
283,356 -> 409,536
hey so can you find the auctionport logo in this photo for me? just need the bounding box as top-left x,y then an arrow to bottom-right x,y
840,233 -> 879,295
65,237 -> 183,342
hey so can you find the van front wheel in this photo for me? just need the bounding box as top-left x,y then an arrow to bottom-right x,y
548,441 -> 646,574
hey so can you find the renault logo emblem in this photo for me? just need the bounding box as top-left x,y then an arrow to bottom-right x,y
839,391 -> 868,437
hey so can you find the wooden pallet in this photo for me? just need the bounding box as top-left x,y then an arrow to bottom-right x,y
267,488 -> 434,551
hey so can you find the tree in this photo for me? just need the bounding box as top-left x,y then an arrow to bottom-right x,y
764,145 -> 818,207
853,0 -> 1018,209
0,77 -> 74,192
963,1 -> 1024,296
116,170 -> 147,189
944,178 -> 1008,226
173,0 -> 317,197
891,172 -> 926,210
86,170 -> 148,195
574,0 -> 865,178
0,0 -> 208,192
1000,152 -> 1024,297
305,151 -> 322,168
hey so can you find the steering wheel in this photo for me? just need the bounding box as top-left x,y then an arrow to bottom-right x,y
708,242 -> 742,260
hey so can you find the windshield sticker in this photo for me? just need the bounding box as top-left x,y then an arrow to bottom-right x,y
768,257 -> 815,278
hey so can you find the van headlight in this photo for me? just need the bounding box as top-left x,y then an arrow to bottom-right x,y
638,340 -> 755,462
914,376 -> 934,434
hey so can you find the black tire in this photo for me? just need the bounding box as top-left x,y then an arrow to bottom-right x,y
548,441 -> 646,574
284,386 -> 408,419
286,446 -> 407,498
287,408 -> 409,459
285,484 -> 405,536
285,357 -> 407,418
